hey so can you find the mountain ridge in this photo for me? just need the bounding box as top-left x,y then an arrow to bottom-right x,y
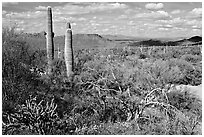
18,32 -> 202,51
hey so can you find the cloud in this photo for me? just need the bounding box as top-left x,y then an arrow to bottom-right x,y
143,23 -> 161,28
3,2 -> 201,38
158,27 -> 169,31
109,25 -> 117,28
109,3 -> 127,9
157,16 -> 202,32
145,3 -> 164,10
118,14 -> 128,19
53,2 -> 128,15
186,19 -> 202,29
77,17 -> 87,21
171,9 -> 181,14
156,17 -> 185,25
72,22 -> 77,26
191,8 -> 202,15
91,23 -> 100,26
35,6 -> 47,10
3,2 -> 129,35
102,28 -> 109,32
5,11 -> 45,19
53,16 -> 67,23
124,9 -> 134,14
86,2 -> 128,12
135,10 -> 170,20
156,10 -> 169,17
186,19 -> 201,26
162,24 -> 173,28
127,21 -> 135,26
2,2 -> 18,7
189,8 -> 202,18
171,17 -> 185,24
2,10 -> 7,14
192,25 -> 201,29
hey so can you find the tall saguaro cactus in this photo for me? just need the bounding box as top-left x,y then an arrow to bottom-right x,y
64,22 -> 74,77
46,6 -> 54,75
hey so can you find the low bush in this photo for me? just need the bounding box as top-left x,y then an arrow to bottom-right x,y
2,28 -> 202,135
180,54 -> 201,64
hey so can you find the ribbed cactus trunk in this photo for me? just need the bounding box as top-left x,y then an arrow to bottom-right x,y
46,6 -> 54,75
64,22 -> 74,77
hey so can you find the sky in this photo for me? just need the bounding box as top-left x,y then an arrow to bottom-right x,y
2,1 -> 202,38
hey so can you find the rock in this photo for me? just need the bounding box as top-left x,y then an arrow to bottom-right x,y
169,84 -> 202,101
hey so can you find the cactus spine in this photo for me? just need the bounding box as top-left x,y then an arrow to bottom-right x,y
64,22 -> 74,77
46,6 -> 54,75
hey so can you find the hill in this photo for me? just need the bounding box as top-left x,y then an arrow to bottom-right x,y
128,36 -> 202,47
174,36 -> 202,46
19,33 -> 119,51
102,34 -> 140,40
17,32 -> 202,51
188,36 -> 202,42
20,32 -> 46,51
54,33 -> 120,51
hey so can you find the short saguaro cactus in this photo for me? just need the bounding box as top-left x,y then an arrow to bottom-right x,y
64,22 -> 74,77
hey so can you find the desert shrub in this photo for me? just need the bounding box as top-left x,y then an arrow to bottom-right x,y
166,48 -> 182,58
144,59 -> 184,85
2,27 -> 55,118
2,27 -> 19,44
2,96 -> 59,135
168,58 -> 202,85
2,29 -> 202,135
149,47 -> 166,59
75,122 -> 140,135
74,86 -> 202,135
73,64 -> 129,124
2,28 -> 38,112
51,58 -> 67,77
166,89 -> 202,134
183,69 -> 202,85
126,59 -> 185,92
29,49 -> 47,68
2,96 -> 79,135
139,53 -> 147,59
180,54 -> 201,64
189,46 -> 201,55
167,89 -> 202,119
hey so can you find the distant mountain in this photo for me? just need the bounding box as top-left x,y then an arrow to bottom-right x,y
174,36 -> 202,45
19,32 -> 202,51
102,34 -> 150,41
128,36 -> 202,47
21,33 -> 119,51
187,36 -> 202,42
54,33 -> 117,50
128,39 -> 165,47
73,34 -> 114,48
102,34 -> 137,40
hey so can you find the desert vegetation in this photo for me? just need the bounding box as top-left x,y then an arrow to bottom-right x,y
2,4 -> 203,135
2,24 -> 202,134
